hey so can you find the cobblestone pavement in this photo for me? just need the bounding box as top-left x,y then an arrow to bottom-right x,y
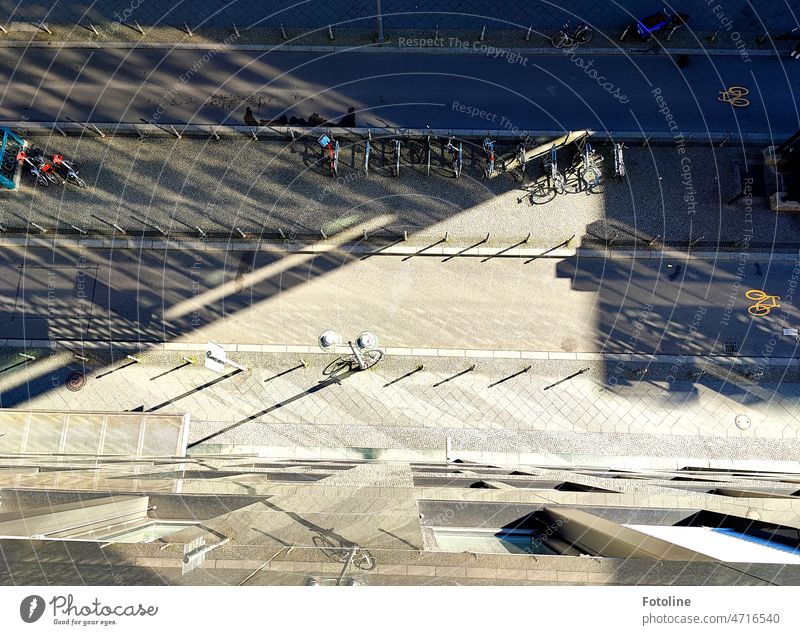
1,0 -> 793,33
1,135 -> 792,249
4,245 -> 800,358
1,350 -> 798,462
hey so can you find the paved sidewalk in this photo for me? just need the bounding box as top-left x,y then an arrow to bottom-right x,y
1,349 -> 799,464
0,136 -> 787,250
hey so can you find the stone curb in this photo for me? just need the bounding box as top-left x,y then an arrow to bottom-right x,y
3,338 -> 795,365
5,120 -> 782,144
0,236 -> 796,261
0,40 -> 783,57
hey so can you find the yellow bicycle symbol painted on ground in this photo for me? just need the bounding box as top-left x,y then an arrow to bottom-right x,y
718,85 -> 751,108
745,289 -> 781,316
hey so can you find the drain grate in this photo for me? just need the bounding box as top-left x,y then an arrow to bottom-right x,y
723,341 -> 739,355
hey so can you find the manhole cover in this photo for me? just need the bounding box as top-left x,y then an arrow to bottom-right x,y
735,414 -> 751,430
723,341 -> 739,355
65,371 -> 86,392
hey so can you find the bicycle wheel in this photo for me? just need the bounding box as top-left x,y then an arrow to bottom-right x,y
583,167 -> 602,188
553,171 -> 566,195
361,349 -> 383,370
68,173 -> 87,188
312,535 -> 347,562
551,31 -> 570,48
34,172 -> 49,187
576,27 -> 593,44
333,144 -> 339,176
426,145 -> 431,176
354,549 -> 376,571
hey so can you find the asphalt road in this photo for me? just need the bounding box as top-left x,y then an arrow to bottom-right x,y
2,246 -> 798,357
2,48 -> 798,134
0,0 -> 792,31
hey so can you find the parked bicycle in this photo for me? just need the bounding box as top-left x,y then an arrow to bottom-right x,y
573,138 -> 603,189
31,148 -> 62,184
16,150 -> 50,187
391,139 -> 402,177
444,136 -> 462,178
364,130 -> 371,176
318,132 -> 339,177
544,145 -> 566,194
312,534 -> 376,572
52,153 -> 87,188
634,7 -> 688,40
552,21 -> 593,48
515,135 -> 532,182
613,142 -> 626,178
423,125 -> 436,176
482,137 -> 496,178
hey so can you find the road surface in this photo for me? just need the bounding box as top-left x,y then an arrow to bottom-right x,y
2,48 -> 797,134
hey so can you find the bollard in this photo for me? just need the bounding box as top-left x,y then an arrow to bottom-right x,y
39,22 -> 52,34
251,130 -> 258,140
480,26 -> 485,41
126,355 -> 141,363
0,24 -> 6,34
89,22 -> 99,36
170,125 -> 182,140
111,223 -> 126,234
233,23 -> 240,39
403,230 -> 408,241
196,226 -> 206,237
709,29 -> 719,43
719,133 -> 731,148
135,21 -> 144,35
18,353 -> 36,361
74,353 -> 89,361
435,25 -> 439,40
90,123 -> 105,138
278,228 -> 287,239
53,124 -> 66,137
0,223 -> 6,232
280,24 -> 288,40
666,26 -> 676,41
525,26 -> 531,41
607,232 -> 618,247
236,227 -> 246,238
523,232 -> 531,243
647,234 -> 661,247
619,25 -> 630,42
30,222 -> 46,234
211,128 -> 220,140
689,235 -> 704,248
181,356 -> 195,364
363,229 -> 368,240
328,25 -> 334,40
444,231 -> 448,242
320,229 -> 328,240
70,225 -> 87,235
184,22 -> 194,37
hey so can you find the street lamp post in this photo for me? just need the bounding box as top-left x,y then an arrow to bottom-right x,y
319,329 -> 381,371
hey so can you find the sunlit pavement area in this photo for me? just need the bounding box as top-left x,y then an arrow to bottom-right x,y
0,136 -> 791,249
1,348 -> 799,466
